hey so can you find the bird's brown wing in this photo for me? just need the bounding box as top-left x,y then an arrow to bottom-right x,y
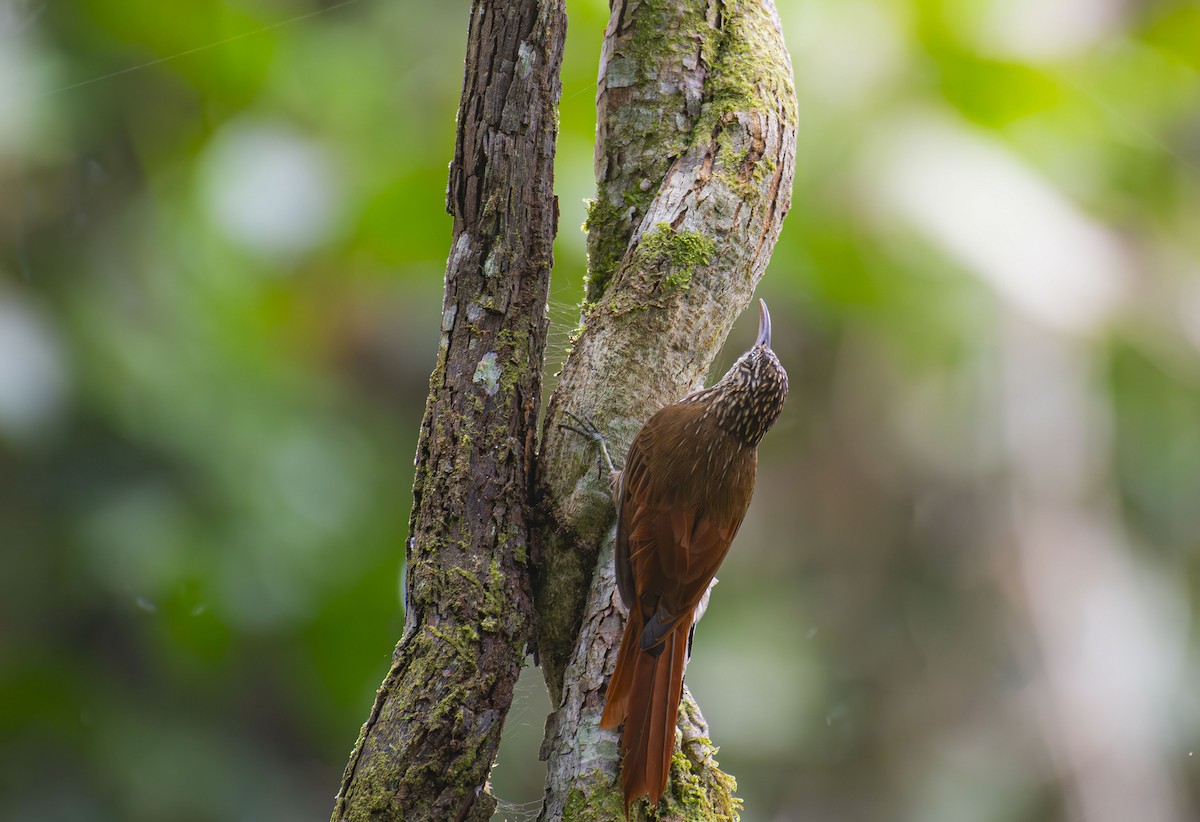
613,433 -> 647,611
627,499 -> 742,650
616,405 -> 752,645
604,411 -> 750,811
604,491 -> 727,811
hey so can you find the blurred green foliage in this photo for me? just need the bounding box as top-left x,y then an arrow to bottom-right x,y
1,0 -> 1198,820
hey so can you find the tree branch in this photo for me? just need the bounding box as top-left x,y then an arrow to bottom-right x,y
535,0 -> 796,817
330,1 -> 565,819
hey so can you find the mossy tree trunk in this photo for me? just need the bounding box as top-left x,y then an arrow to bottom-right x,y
331,0 -> 795,819
534,1 -> 797,820
330,1 -> 565,820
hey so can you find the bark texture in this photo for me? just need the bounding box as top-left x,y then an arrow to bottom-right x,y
330,2 -> 565,820
535,0 -> 796,818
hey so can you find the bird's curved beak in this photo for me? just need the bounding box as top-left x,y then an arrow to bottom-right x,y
755,298 -> 772,348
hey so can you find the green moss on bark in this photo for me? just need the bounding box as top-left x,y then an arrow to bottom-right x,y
584,0 -> 714,303
562,774 -> 627,822
583,195 -> 626,301
635,223 -> 716,291
695,0 -> 796,138
584,0 -> 794,306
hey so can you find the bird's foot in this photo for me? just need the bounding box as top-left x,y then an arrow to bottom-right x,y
558,410 -> 619,481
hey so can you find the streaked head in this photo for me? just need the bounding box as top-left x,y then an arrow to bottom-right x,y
713,299 -> 789,446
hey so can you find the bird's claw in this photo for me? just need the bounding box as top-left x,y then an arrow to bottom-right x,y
558,410 -> 601,440
558,410 -> 619,481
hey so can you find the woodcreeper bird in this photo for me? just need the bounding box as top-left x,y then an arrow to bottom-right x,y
596,298 -> 789,814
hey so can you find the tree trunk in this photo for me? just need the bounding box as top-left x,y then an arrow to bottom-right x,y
330,1 -> 565,819
534,0 -> 797,819
331,0 -> 795,818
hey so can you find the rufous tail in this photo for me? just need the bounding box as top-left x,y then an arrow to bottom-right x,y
600,611 -> 689,816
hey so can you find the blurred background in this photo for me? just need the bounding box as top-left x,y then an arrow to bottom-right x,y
1,0 -> 1198,819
